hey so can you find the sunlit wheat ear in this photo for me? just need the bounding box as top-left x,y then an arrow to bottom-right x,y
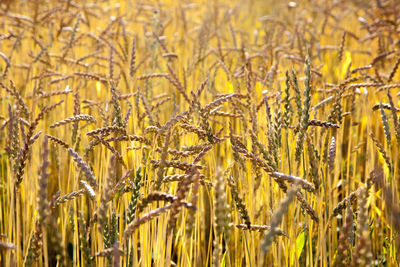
15,100 -> 64,188
0,51 -> 10,78
230,98 -> 247,125
50,114 -> 96,128
137,73 -> 169,81
375,83 -> 400,93
371,49 -> 396,67
109,45 -> 114,81
193,144 -> 212,164
388,56 -> 400,82
123,204 -> 172,243
210,110 -> 240,118
291,69 -> 302,123
262,184 -> 298,255
283,70 -> 292,128
189,77 -> 207,112
80,180 -> 96,200
202,93 -> 239,115
139,90 -> 158,126
48,190 -> 61,210
308,119 -> 339,129
32,87 -> 73,99
236,224 -> 288,237
123,100 -> 133,128
328,136 -> 336,171
110,168 -> 133,196
331,190 -> 358,218
30,131 -> 42,144
105,135 -> 151,146
159,110 -> 190,134
232,145 -> 287,191
68,148 -> 98,188
110,84 -> 124,128
166,64 -> 191,104
129,36 -> 136,78
227,176 -> 251,228
153,146 -> 192,158
0,80 -> 29,118
154,128 -> 172,190
179,123 -> 207,139
126,168 -> 142,224
249,129 -> 275,171
96,241 -> 123,257
6,104 -> 19,167
74,72 -> 108,84
138,96 -> 171,122
63,14 -> 81,57
379,102 -> 391,147
137,192 -> 195,212
95,243 -> 124,259
369,133 -> 392,171
294,57 -> 311,163
46,134 -> 70,149
54,189 -> 86,207
87,125 -> 126,137
93,135 -> 127,169
296,191 -> 319,222
168,168 -> 199,234
338,31 -> 346,62
0,241 -> 16,250
97,104 -> 109,127
349,64 -> 372,75
271,172 -> 315,192
386,91 -> 400,145
327,88 -> 344,125
153,31 -> 169,53
49,74 -> 74,84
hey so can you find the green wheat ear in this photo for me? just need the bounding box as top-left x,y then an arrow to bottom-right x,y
127,168 -> 143,224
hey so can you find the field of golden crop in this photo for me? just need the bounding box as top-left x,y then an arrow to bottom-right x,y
1,0 -> 400,266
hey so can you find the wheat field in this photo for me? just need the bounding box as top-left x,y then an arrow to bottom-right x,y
0,0 -> 400,266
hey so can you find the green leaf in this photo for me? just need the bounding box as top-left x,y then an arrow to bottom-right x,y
296,230 -> 306,260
